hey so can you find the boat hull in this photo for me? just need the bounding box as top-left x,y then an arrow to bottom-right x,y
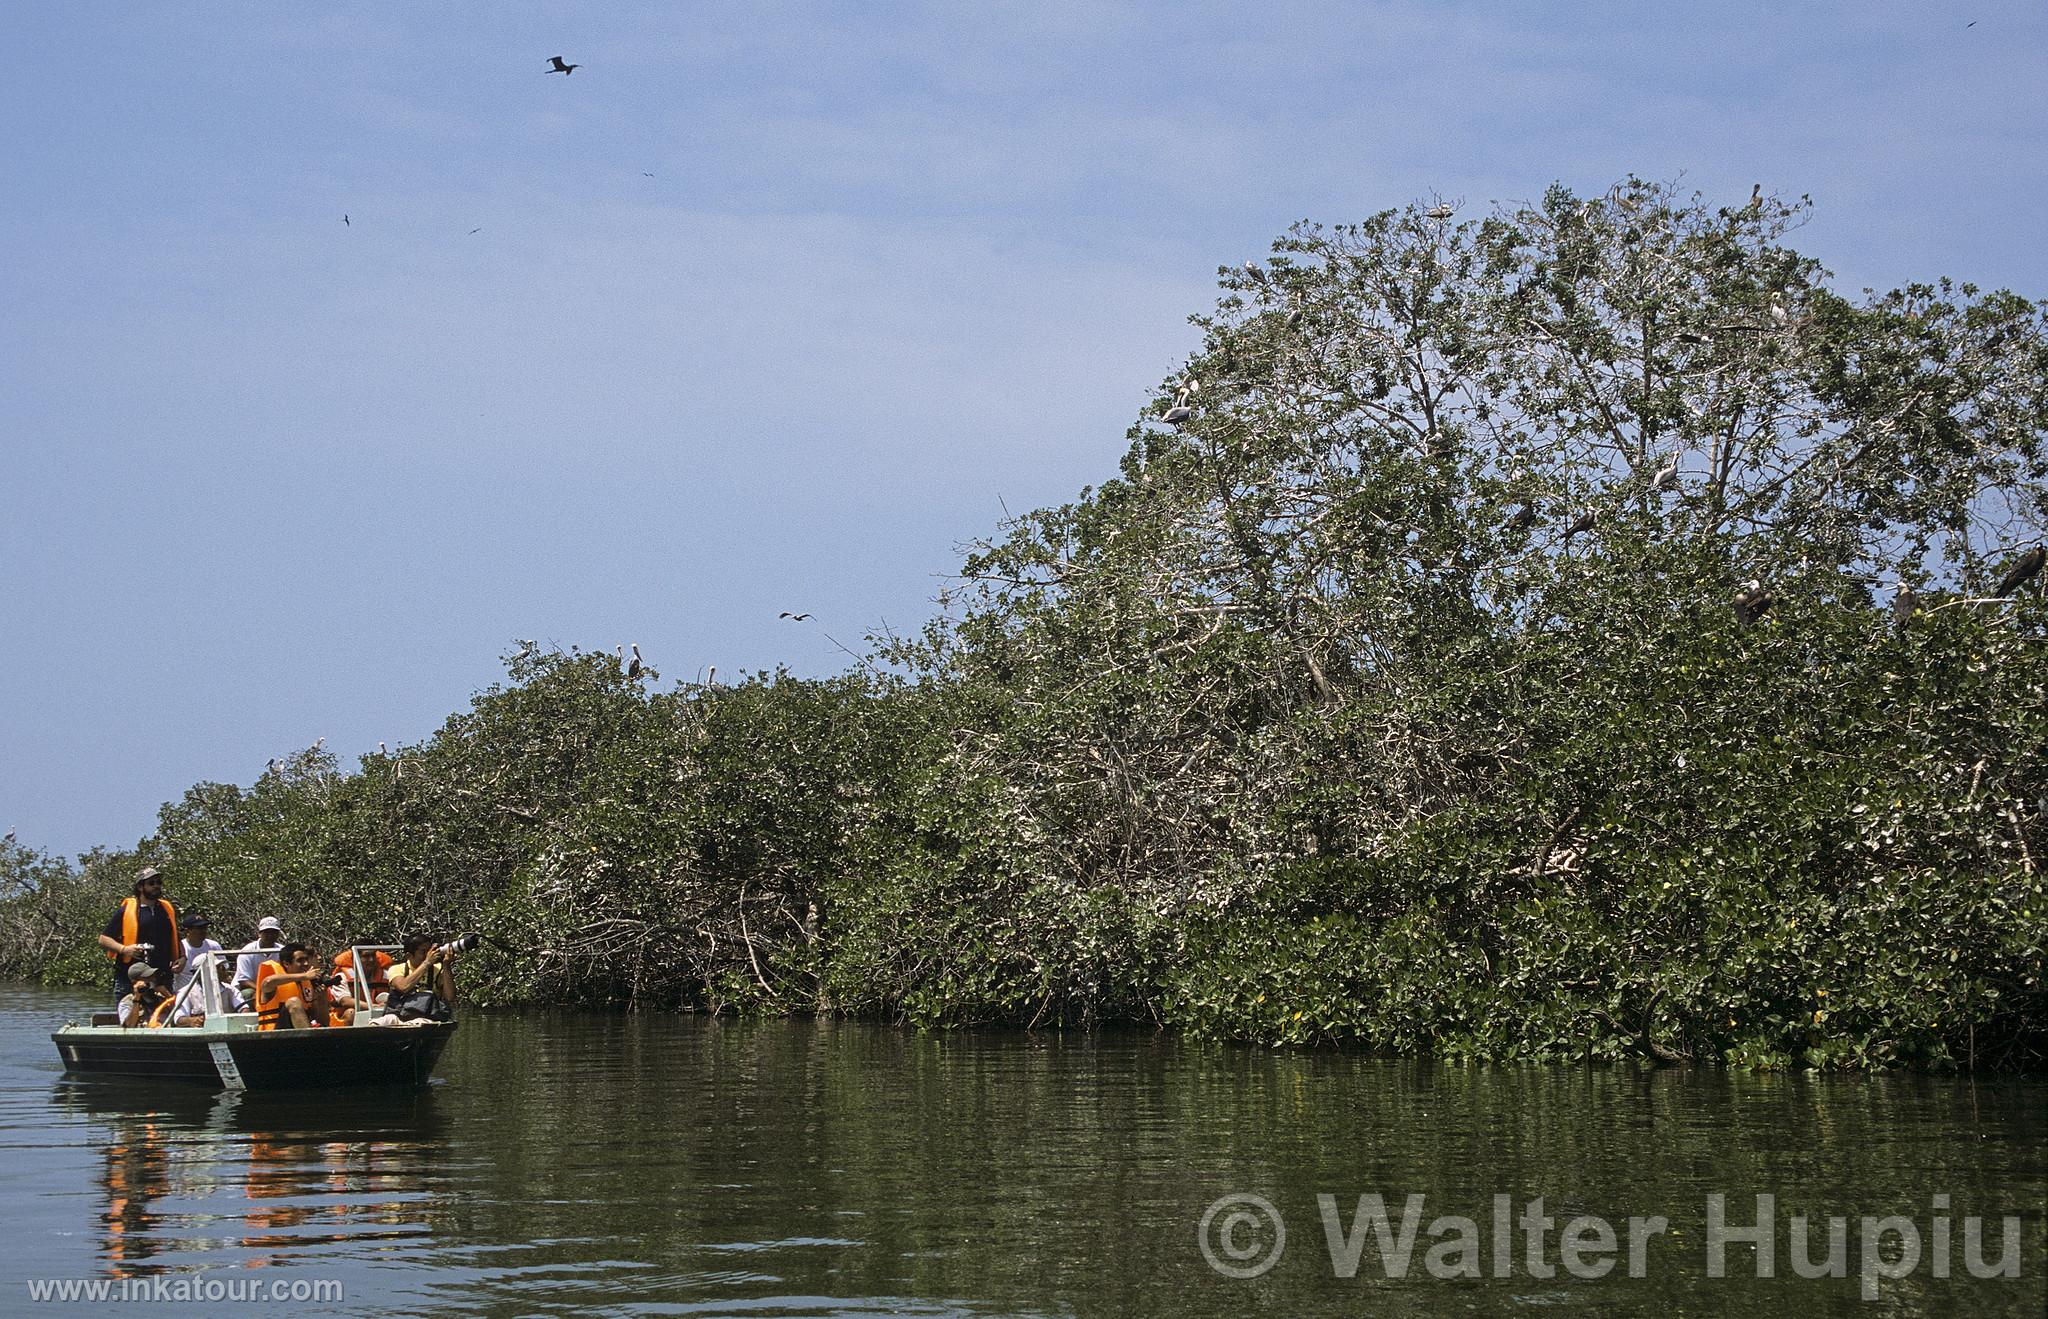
52,1022 -> 456,1090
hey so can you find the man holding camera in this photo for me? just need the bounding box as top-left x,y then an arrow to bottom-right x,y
253,942 -> 334,1031
97,865 -> 181,1001
382,932 -> 469,1021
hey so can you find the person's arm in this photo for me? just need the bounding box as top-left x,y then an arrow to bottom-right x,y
99,913 -> 140,960
432,961 -> 458,1004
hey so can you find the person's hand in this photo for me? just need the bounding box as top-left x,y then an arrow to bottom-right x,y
172,954 -> 185,973
123,942 -> 143,959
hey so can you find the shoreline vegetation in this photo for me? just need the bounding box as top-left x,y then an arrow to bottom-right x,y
5,180 -> 2044,1071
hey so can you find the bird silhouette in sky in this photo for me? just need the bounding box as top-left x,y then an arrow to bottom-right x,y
469,228 -> 482,235
642,172 -> 655,178
343,215 -> 349,226
548,56 -> 580,75
780,612 -> 813,621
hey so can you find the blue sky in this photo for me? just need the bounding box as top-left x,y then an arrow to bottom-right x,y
4,2 -> 2043,859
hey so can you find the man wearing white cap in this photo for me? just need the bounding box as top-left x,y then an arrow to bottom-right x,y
233,916 -> 286,1009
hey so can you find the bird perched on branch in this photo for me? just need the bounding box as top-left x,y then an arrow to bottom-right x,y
1995,545 -> 2044,597
1649,453 -> 1680,492
1424,202 -> 1455,220
1747,183 -> 1762,212
1892,582 -> 1918,625
547,56 -> 579,75
627,644 -> 644,679
1769,294 -> 1790,327
1504,504 -> 1537,535
1733,579 -> 1774,627
1563,509 -> 1596,540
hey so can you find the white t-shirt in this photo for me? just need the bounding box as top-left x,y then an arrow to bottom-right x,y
173,937 -> 226,1016
235,938 -> 284,994
174,937 -> 222,991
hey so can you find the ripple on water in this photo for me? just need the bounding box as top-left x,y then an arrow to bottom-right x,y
3,985 -> 2043,1317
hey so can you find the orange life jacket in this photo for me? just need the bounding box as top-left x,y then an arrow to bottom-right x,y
147,994 -> 180,1028
333,948 -> 391,995
255,960 -> 300,1030
108,895 -> 178,962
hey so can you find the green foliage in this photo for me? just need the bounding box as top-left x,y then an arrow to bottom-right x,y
7,178 -> 2045,1070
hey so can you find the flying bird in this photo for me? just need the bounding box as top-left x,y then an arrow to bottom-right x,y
343,215 -> 350,226
642,172 -> 655,177
627,644 -> 644,678
469,228 -> 482,235
547,56 -> 579,75
1995,545 -> 2045,597
779,612 -> 813,621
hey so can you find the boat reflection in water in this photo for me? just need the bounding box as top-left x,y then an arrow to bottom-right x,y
56,1080 -> 453,1276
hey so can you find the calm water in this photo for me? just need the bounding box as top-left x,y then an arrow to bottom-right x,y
2,984 -> 2042,1317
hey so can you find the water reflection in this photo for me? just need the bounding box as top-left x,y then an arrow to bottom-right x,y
54,1081 -> 449,1275
5,989 -> 2043,1316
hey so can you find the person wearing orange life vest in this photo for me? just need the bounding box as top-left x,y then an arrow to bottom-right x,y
332,946 -> 392,1011
96,866 -> 181,1002
254,943 -> 327,1030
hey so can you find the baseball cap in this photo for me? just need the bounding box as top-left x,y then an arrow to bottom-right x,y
257,916 -> 284,933
127,962 -> 157,982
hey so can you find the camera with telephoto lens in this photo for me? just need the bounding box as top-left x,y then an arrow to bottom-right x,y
437,932 -> 481,958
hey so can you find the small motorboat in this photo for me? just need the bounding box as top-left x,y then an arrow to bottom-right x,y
52,946 -> 457,1091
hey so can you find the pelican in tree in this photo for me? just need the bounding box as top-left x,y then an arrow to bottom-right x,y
1649,453 -> 1680,492
1424,202 -> 1455,220
627,644 -> 644,679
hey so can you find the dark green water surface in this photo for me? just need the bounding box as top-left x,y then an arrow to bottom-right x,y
2,985 -> 2041,1316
